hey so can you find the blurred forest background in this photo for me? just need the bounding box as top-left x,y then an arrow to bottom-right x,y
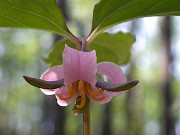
0,0 -> 180,135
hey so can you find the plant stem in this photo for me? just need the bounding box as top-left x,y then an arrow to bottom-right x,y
83,104 -> 90,135
66,32 -> 81,48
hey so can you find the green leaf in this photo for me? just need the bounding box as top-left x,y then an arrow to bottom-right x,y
0,0 -> 76,40
88,32 -> 136,65
46,39 -> 77,66
89,0 -> 180,42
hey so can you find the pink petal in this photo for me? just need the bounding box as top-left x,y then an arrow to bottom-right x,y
87,87 -> 112,104
55,87 -> 79,106
40,65 -> 64,95
97,62 -> 127,96
63,45 -> 97,86
95,91 -> 113,104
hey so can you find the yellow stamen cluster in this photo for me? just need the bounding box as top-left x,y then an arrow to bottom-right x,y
56,81 -> 105,109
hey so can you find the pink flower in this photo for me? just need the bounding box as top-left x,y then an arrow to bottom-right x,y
24,45 -> 138,109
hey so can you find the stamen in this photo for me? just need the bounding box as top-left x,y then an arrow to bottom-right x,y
87,83 -> 106,101
78,81 -> 84,93
56,92 -> 74,100
68,81 -> 78,95
76,81 -> 86,109
56,82 -> 77,100
87,83 -> 104,97
90,95 -> 106,101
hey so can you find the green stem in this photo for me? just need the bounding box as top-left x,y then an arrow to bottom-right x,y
66,32 -> 81,48
83,103 -> 90,135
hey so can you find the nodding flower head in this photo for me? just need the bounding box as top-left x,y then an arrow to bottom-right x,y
24,45 -> 138,109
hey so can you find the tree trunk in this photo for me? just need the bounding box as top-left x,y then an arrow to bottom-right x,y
42,96 -> 65,135
101,103 -> 112,135
161,17 -> 175,135
125,20 -> 143,135
41,1 -> 68,135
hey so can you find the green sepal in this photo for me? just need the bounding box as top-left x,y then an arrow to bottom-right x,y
72,96 -> 90,115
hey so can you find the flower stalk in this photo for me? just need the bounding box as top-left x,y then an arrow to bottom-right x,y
83,102 -> 90,135
23,44 -> 139,135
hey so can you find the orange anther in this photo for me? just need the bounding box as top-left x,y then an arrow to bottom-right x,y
90,95 -> 106,101
57,82 -> 78,100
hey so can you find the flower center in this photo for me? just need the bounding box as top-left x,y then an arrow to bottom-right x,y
56,81 -> 106,109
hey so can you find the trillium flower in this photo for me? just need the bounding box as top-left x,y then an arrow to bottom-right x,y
24,45 -> 138,109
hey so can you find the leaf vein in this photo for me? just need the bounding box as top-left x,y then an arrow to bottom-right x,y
0,13 -> 29,27
0,5 -> 66,34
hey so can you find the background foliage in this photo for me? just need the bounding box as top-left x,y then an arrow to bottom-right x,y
0,0 -> 180,135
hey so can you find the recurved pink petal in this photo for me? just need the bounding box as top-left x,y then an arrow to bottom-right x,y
55,87 -> 79,106
95,91 -> 113,104
97,62 -> 127,96
88,87 -> 113,104
63,45 -> 97,87
40,65 -> 64,95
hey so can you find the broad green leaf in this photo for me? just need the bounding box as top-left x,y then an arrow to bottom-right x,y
46,39 -> 77,66
89,0 -> 180,42
88,32 -> 135,65
0,0 -> 78,43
